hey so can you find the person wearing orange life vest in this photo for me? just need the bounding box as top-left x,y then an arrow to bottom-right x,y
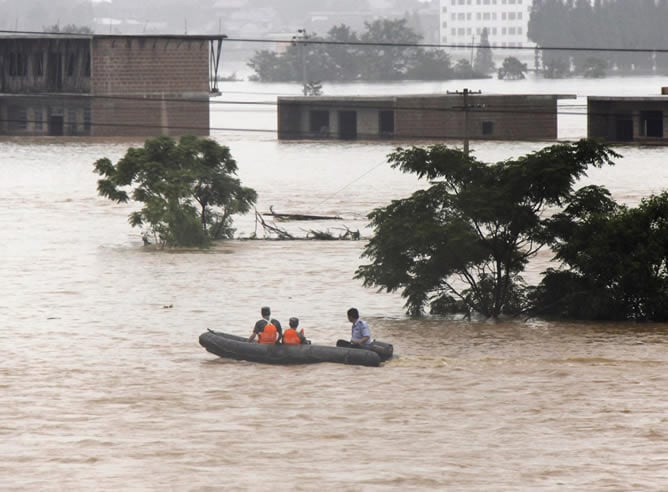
248,306 -> 282,344
282,317 -> 309,345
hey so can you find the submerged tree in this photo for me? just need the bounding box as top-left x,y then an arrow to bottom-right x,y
248,19 -> 464,82
531,190 -> 668,321
355,140 -> 619,318
94,136 -> 257,248
581,57 -> 608,78
498,56 -> 528,80
473,28 -> 495,75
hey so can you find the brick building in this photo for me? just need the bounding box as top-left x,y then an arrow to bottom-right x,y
278,93 -> 574,141
0,34 -> 221,137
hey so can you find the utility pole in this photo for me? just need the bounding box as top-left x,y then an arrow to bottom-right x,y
448,88 -> 482,157
292,28 -> 309,95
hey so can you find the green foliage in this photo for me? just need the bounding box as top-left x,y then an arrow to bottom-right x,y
359,18 -> 422,81
581,57 -> 608,78
542,57 -> 571,79
355,140 -> 619,318
247,19 -> 468,82
453,59 -> 476,78
530,0 -> 666,74
303,80 -> 323,96
43,24 -> 93,34
473,28 -> 495,75
531,191 -> 668,321
405,49 -> 454,80
498,57 -> 528,80
93,136 -> 257,248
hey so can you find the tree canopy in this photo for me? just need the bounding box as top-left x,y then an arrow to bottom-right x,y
531,190 -> 668,321
248,19 -> 469,82
473,28 -> 495,75
94,136 -> 257,248
529,0 -> 668,75
498,57 -> 528,80
355,140 -> 620,318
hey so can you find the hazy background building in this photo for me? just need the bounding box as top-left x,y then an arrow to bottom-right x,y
439,0 -> 535,60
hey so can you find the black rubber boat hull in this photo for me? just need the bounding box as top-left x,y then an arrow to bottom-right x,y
199,331 -> 388,367
336,339 -> 394,361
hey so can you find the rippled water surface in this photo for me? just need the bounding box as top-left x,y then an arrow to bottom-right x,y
2,77 -> 668,490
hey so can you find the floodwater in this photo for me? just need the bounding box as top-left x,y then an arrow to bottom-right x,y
2,76 -> 668,490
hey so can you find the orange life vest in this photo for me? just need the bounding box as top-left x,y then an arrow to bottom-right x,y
283,328 -> 303,345
257,320 -> 279,344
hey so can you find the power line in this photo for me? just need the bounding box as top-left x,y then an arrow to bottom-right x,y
225,36 -> 668,54
3,28 -> 668,54
0,94 -> 634,138
0,111 -> 613,141
0,88 -> 600,112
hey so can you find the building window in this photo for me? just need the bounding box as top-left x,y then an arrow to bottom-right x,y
309,110 -> 329,134
641,111 -> 663,137
482,121 -> 494,136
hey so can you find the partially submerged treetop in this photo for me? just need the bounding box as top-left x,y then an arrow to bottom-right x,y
355,139 -> 619,318
94,135 -> 257,248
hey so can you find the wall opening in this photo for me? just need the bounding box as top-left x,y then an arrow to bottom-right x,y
48,115 -> 64,136
379,110 -> 394,135
48,52 -> 63,90
640,110 -> 663,137
482,121 -> 494,136
34,53 -> 44,77
338,110 -> 357,140
309,110 -> 329,135
615,116 -> 633,141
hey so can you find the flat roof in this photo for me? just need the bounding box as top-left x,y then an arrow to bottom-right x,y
279,93 -> 576,103
0,32 -> 226,41
589,96 -> 668,102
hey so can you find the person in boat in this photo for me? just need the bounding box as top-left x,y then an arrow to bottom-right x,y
347,307 -> 372,346
282,317 -> 309,345
248,306 -> 282,344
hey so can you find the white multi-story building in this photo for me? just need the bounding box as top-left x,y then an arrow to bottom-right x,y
440,0 -> 534,55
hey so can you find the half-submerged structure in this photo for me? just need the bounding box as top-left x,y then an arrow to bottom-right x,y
277,93 -> 575,141
588,92 -> 668,144
0,33 -> 225,137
